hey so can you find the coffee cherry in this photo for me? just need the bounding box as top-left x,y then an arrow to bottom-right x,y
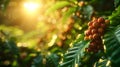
89,43 -> 96,48
93,34 -> 99,39
76,11 -> 81,17
105,20 -> 110,25
98,28 -> 104,34
84,30 -> 88,36
84,36 -> 89,40
89,44 -> 95,49
89,35 -> 93,40
88,21 -> 93,26
98,17 -> 105,23
59,34 -> 66,40
97,45 -> 103,50
91,29 -> 97,34
84,30 -> 91,36
93,49 -> 98,53
100,23 -> 106,29
57,41 -> 63,47
92,22 -> 99,28
87,48 -> 92,52
90,42 -> 95,45
94,40 -> 102,44
92,17 -> 97,22
88,26 -> 94,29
78,1 -> 85,7
86,48 -> 92,52
85,17 -> 106,53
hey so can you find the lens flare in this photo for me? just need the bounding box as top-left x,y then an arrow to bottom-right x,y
23,2 -> 40,13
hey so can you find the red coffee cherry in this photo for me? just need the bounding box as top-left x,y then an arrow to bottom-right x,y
85,17 -> 106,53
90,42 -> 95,45
84,30 -> 91,36
98,28 -> 104,34
88,21 -> 93,26
98,17 -> 105,23
85,48 -> 92,52
92,22 -> 99,28
88,26 -> 94,29
93,34 -> 100,39
89,44 -> 95,49
92,17 -> 98,22
91,29 -> 97,34
100,23 -> 106,29
87,48 -> 92,52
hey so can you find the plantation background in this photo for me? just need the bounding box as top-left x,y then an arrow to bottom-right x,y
0,0 -> 120,67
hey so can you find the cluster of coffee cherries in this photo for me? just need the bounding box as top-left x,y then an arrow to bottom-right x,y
84,17 -> 109,53
57,17 -> 74,47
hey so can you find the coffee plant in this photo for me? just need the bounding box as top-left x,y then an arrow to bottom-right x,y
0,0 -> 120,67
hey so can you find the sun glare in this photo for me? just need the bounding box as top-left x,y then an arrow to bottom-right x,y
23,2 -> 40,13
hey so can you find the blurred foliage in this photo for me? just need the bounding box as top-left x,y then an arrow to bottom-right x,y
114,0 -> 120,7
0,0 -> 120,67
0,0 -> 10,11
103,25 -> 120,67
109,6 -> 120,26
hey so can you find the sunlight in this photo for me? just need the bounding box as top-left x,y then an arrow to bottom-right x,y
23,1 -> 41,13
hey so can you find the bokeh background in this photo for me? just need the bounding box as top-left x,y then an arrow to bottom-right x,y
0,0 -> 115,67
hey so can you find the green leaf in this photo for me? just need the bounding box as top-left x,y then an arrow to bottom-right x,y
114,0 -> 120,7
1,0 -> 10,11
46,54 -> 60,67
69,0 -> 77,3
109,6 -> 120,26
46,1 -> 71,14
31,54 -> 43,67
5,39 -> 19,55
60,40 -> 89,67
94,58 -> 111,67
83,5 -> 93,20
104,26 -> 120,66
